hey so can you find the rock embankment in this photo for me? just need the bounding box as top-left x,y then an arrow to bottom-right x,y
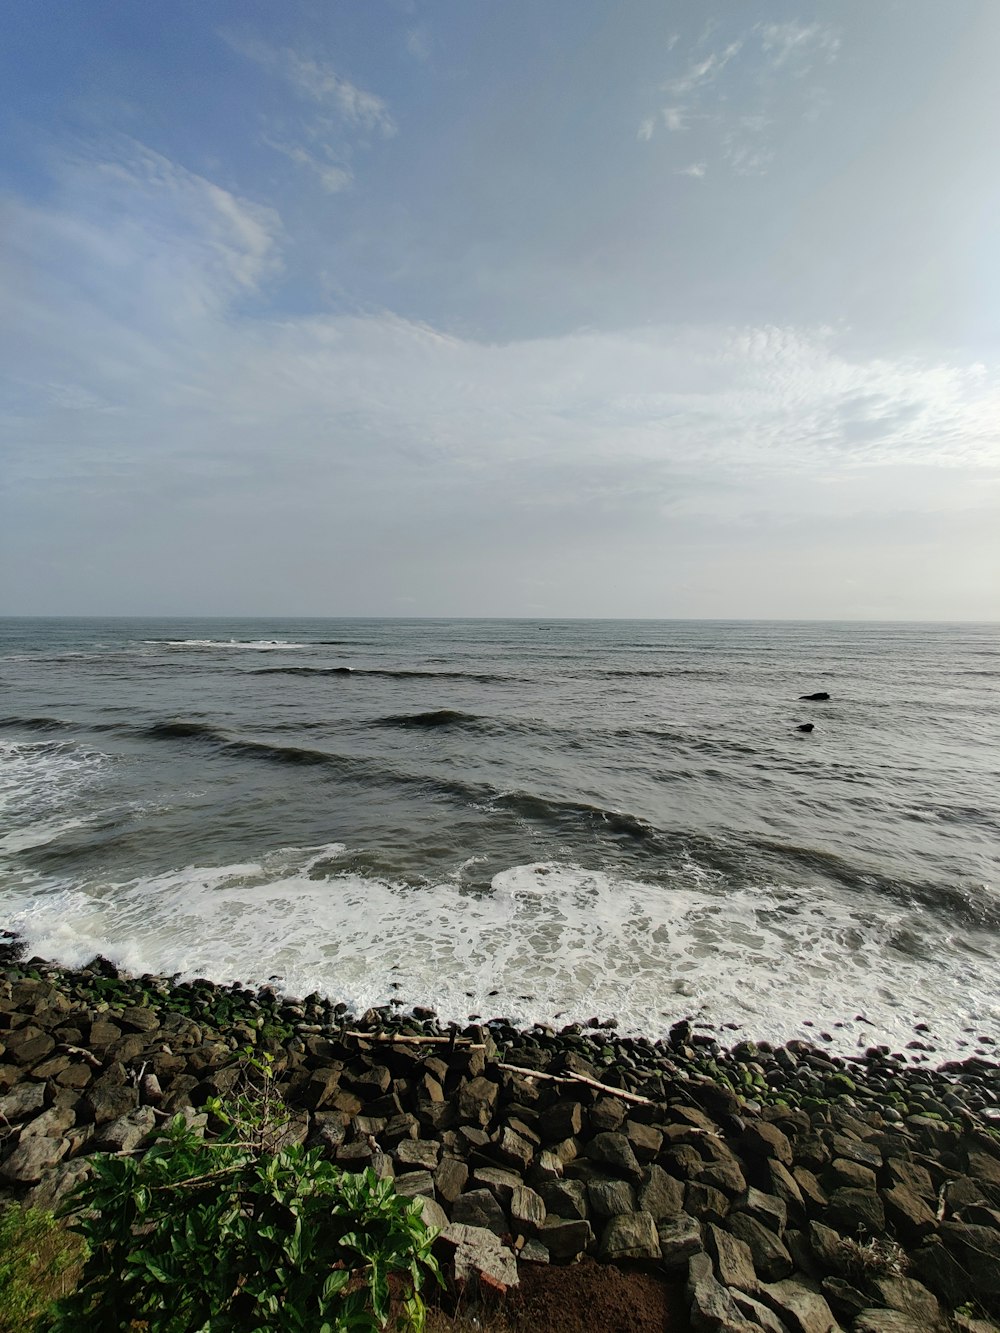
0,954 -> 998,1333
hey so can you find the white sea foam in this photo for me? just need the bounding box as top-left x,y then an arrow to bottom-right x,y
152,640 -> 308,650
2,844 -> 995,1059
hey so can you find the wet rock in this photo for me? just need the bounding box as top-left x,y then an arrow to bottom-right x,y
598,1210 -> 660,1261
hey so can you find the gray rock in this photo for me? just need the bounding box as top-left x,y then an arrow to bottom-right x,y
598,1210 -> 661,1261
20,1105 -> 75,1140
93,1106 -> 157,1153
539,1100 -> 582,1142
638,1163 -> 685,1220
658,1213 -> 704,1269
939,1222 -> 1000,1297
852,1313 -> 927,1333
25,1157 -> 92,1211
472,1166 -> 522,1206
458,1076 -> 498,1126
825,1187 -> 884,1237
452,1187 -> 508,1236
84,1078 -> 139,1125
394,1139 -> 440,1171
437,1222 -> 519,1294
0,1082 -> 46,1122
686,1251 -> 749,1331
509,1184 -> 546,1233
587,1177 -> 636,1218
540,1178 -> 588,1221
873,1276 -> 942,1325
0,1134 -> 69,1183
756,1277 -> 841,1333
733,1290 -> 792,1333
584,1131 -> 642,1181
519,1238 -> 549,1264
819,1277 -> 868,1323
491,1125 -> 535,1172
742,1122 -> 794,1166
735,1186 -> 788,1236
728,1213 -> 794,1282
434,1156 -> 469,1204
414,1195 -> 449,1232
394,1169 -> 436,1199
880,1184 -> 936,1242
708,1223 -> 758,1293
686,1181 -> 729,1224
541,1216 -> 593,1261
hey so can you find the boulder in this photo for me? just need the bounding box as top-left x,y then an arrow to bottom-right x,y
639,1164 -> 685,1220
509,1184 -> 546,1233
93,1106 -> 157,1153
0,1134 -> 69,1183
452,1188 -> 508,1236
0,1082 -> 46,1122
728,1214 -> 794,1282
598,1210 -> 661,1261
587,1177 -> 636,1218
458,1076 -> 498,1127
686,1252 -> 751,1331
540,1178 -> 589,1221
658,1213 -> 705,1269
436,1223 -> 519,1295
708,1223 -> 758,1294
756,1277 -> 841,1333
584,1131 -> 643,1181
540,1216 -> 593,1261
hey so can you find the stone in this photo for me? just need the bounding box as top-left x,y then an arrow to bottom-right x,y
0,1082 -> 46,1122
394,1170 -> 435,1199
686,1251 -> 748,1331
880,1184 -> 936,1242
912,1236 -> 968,1307
414,1195 -> 449,1232
708,1223 -> 758,1293
756,1277 -> 841,1333
587,1177 -> 635,1218
21,1106 -> 75,1140
119,1005 -> 160,1033
0,1134 -> 69,1183
686,1182 -> 729,1223
732,1289 -> 792,1333
658,1213 -> 704,1269
638,1164 -> 685,1219
302,1067 -> 341,1110
819,1277 -> 868,1323
84,1078 -> 139,1125
509,1184 -> 546,1232
434,1157 -> 469,1204
873,1275 -> 942,1325
589,1096 -> 627,1133
585,1131 -> 642,1180
540,1216 -> 593,1261
884,1156 -> 935,1200
394,1139 -> 440,1171
532,1150 -> 564,1182
93,1106 -> 157,1153
540,1178 -> 588,1221
825,1187 -> 884,1237
491,1125 -> 534,1172
736,1187 -> 788,1235
458,1076 -> 498,1127
539,1100 -> 582,1142
5,1027 -> 55,1065
939,1221 -> 1000,1297
828,1158 -> 876,1191
437,1222 -> 519,1294
700,1159 -> 748,1197
598,1210 -> 661,1261
472,1166 -> 523,1206
742,1122 -> 794,1166
852,1313 -> 926,1333
625,1120 -> 663,1160
807,1221 -> 848,1275
728,1214 -> 794,1282
452,1188 -> 508,1236
25,1158 -> 92,1211
519,1238 -> 549,1264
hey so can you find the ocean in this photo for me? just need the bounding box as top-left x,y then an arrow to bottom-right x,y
1,617 -> 997,1062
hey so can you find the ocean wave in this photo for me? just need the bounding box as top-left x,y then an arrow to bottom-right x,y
148,639 -> 308,650
251,666 -> 515,682
375,709 -> 486,730
4,850 -> 996,1060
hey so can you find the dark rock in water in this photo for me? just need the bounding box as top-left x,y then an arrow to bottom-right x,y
796,723 -> 815,733
799,691 -> 831,701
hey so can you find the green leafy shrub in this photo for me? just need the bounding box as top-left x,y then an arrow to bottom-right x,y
50,1055 -> 442,1332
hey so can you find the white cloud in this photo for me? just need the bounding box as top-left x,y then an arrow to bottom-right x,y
662,106 -> 686,131
2,142 -> 998,615
637,118 -> 655,142
262,136 -> 352,193
759,21 -> 841,73
222,33 -> 396,137
677,162 -> 707,178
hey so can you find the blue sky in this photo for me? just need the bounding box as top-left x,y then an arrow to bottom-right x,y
2,1 -> 999,617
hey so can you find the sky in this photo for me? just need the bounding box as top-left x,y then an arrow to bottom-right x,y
1,0 -> 999,620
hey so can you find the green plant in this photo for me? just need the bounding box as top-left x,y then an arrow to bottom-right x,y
51,1054 -> 442,1332
0,1205 -> 84,1333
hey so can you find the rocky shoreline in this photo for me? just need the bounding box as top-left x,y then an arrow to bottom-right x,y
0,945 -> 998,1332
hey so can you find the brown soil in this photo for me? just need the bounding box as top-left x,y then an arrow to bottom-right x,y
427,1259 -> 691,1333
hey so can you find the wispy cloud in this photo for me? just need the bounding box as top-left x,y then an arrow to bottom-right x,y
639,20 -> 841,176
261,136 -> 352,193
677,162 -> 707,179
222,33 -> 395,137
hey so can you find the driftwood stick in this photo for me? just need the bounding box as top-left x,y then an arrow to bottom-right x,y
345,1032 -> 484,1048
496,1062 -> 655,1107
